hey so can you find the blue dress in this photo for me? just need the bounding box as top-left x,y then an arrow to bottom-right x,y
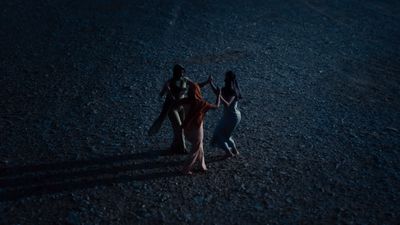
211,98 -> 241,152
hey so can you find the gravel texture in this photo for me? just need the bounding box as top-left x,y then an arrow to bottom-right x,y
1,0 -> 399,224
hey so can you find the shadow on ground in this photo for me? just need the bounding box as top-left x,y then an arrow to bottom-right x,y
0,150 -> 227,202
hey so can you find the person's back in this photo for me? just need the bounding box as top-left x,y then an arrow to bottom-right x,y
210,71 -> 242,157
221,87 -> 239,113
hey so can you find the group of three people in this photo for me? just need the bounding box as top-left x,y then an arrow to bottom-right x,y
148,64 -> 242,175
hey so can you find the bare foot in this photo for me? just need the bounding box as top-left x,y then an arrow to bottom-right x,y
178,149 -> 189,155
181,169 -> 194,175
226,148 -> 235,156
223,152 -> 234,159
232,149 -> 240,156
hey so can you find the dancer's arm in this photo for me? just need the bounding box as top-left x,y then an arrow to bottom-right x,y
186,77 -> 212,89
198,75 -> 212,88
216,90 -> 221,108
220,95 -> 235,107
210,80 -> 219,96
209,89 -> 222,109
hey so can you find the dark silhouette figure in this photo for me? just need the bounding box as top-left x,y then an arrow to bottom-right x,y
148,64 -> 190,154
148,65 -> 212,155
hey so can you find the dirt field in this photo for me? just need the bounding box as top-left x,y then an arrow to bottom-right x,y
1,0 -> 399,224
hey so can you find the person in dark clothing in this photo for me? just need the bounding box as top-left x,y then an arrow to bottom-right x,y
148,64 -> 211,155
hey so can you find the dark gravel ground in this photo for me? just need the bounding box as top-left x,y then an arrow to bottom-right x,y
1,0 -> 400,224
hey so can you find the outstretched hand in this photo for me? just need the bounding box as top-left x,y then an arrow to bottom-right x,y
214,88 -> 222,108
207,75 -> 213,84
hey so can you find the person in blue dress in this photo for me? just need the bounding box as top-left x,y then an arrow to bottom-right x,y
210,71 -> 242,157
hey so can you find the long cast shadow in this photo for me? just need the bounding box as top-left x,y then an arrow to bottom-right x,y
0,160 -> 183,188
0,150 -> 163,177
0,152 -> 227,202
0,170 -> 183,202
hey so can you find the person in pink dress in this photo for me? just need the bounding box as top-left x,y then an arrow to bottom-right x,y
173,82 -> 221,175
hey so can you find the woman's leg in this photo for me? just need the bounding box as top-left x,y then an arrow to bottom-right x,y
183,142 -> 201,173
178,107 -> 187,152
199,144 -> 207,171
183,125 -> 206,173
227,137 -> 239,155
214,134 -> 233,156
168,108 -> 186,153
212,116 -> 234,156
197,127 -> 207,171
221,142 -> 234,157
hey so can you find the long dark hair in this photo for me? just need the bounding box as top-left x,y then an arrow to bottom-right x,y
223,71 -> 242,99
172,64 -> 185,80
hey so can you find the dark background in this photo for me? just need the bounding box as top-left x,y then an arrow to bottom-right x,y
1,0 -> 399,224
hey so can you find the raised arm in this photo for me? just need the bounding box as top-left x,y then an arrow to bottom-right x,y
215,90 -> 221,108
198,75 -> 212,88
220,95 -> 235,107
210,81 -> 219,96
209,89 -> 222,109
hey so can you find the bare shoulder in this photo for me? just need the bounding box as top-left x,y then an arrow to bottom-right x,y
184,77 -> 194,84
